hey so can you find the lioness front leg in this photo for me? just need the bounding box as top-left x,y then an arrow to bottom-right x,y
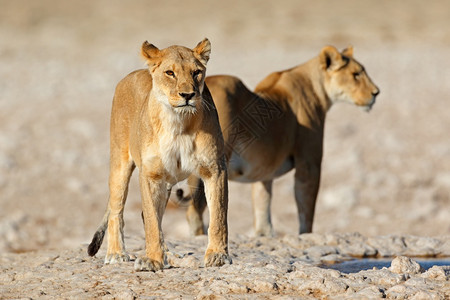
134,174 -> 168,272
104,158 -> 135,264
251,180 -> 274,237
202,164 -> 231,267
294,161 -> 321,234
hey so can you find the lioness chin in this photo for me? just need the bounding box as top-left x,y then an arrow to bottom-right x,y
87,39 -> 231,271
182,45 -> 379,237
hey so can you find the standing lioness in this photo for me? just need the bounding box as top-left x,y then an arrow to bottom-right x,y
183,46 -> 379,237
87,39 -> 231,271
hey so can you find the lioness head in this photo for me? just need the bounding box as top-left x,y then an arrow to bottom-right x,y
320,46 -> 380,111
141,39 -> 211,114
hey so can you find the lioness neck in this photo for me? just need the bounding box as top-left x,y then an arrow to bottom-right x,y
290,58 -> 332,115
255,58 -> 331,130
149,92 -> 204,137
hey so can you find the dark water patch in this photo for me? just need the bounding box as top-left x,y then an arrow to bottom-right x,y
322,258 -> 450,274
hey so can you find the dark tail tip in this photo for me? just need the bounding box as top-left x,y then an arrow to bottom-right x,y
169,188 -> 192,207
176,188 -> 193,203
87,230 -> 105,256
176,188 -> 184,200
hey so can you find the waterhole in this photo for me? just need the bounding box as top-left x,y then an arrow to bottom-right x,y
322,258 -> 450,274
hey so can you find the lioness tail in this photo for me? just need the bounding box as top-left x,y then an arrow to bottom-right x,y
87,209 -> 109,256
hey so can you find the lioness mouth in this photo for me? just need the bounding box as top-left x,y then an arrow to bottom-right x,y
365,97 -> 377,111
176,104 -> 196,108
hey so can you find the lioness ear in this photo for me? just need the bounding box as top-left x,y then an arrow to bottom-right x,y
193,38 -> 211,66
320,45 -> 345,71
141,41 -> 160,65
342,46 -> 354,58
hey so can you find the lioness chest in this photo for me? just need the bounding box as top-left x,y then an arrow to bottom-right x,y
160,132 -> 198,181
137,130 -> 198,185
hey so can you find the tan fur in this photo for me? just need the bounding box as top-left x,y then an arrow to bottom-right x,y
185,46 -> 379,236
87,39 -> 231,271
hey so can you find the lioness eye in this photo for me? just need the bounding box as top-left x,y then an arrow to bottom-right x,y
165,70 -> 175,77
193,70 -> 202,78
353,72 -> 360,80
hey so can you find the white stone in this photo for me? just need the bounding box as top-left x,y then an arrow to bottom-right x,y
389,256 -> 423,275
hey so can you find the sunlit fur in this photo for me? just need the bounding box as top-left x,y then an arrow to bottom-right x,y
87,39 -> 231,271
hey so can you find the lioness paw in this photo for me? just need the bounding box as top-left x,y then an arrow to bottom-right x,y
204,252 -> 232,267
104,253 -> 130,264
134,257 -> 164,272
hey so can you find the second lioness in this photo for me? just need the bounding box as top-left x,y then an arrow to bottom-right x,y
183,46 -> 379,236
87,39 -> 231,271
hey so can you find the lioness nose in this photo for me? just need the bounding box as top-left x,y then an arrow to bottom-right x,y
372,88 -> 380,97
179,92 -> 195,101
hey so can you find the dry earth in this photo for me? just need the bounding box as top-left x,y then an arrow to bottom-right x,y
0,0 -> 449,298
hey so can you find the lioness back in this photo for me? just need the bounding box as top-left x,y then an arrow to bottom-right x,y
205,75 -> 258,156
110,70 -> 151,141
205,74 -> 296,182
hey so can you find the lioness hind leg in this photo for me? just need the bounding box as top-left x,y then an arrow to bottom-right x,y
185,175 -> 208,236
251,180 -> 274,237
104,155 -> 135,264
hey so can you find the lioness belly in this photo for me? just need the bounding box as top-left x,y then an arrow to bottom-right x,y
228,151 -> 294,183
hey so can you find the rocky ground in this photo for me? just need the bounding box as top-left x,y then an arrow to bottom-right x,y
1,0 -> 449,298
1,234 -> 449,299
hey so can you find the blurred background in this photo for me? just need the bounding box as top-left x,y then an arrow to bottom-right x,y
0,0 -> 449,253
